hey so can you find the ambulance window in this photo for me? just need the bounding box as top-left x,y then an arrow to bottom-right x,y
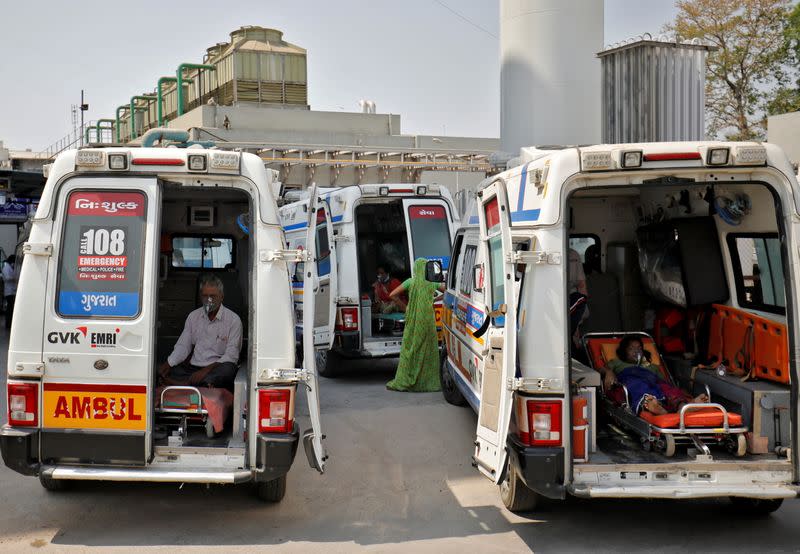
487,235 -> 505,312
727,234 -> 785,314
171,236 -> 234,269
56,190 -> 147,318
316,206 -> 331,277
460,245 -> 477,295
569,235 -> 599,262
449,234 -> 464,289
407,205 -> 452,269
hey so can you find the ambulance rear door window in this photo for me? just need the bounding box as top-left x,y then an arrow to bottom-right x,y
408,205 -> 452,269
56,190 -> 147,318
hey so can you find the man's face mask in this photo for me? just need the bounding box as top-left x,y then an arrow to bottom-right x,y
377,273 -> 389,283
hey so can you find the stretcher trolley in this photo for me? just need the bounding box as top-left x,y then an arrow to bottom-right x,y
156,386 -> 215,441
583,332 -> 748,458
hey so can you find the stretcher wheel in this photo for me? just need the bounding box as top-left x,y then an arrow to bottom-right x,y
640,437 -> 652,452
663,435 -> 676,457
734,434 -> 747,457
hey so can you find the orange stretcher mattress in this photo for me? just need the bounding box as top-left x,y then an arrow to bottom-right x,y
639,407 -> 743,428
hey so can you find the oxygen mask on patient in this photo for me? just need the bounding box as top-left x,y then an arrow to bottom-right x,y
204,296 -> 220,315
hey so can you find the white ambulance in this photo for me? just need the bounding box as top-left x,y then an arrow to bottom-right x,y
279,184 -> 458,375
434,142 -> 800,513
1,137 -> 329,501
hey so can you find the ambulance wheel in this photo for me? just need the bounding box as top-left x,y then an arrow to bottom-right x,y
440,349 -> 467,407
256,475 -> 287,502
500,464 -> 541,513
316,350 -> 340,378
39,472 -> 68,492
728,497 -> 783,515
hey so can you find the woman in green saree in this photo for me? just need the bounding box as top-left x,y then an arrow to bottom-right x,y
386,258 -> 444,392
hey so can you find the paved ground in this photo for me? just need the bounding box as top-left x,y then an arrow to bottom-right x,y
2,331 -> 800,552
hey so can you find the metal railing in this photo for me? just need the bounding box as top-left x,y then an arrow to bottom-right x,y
40,120 -> 98,159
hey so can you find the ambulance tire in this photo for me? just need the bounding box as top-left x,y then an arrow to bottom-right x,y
728,497 -> 783,515
500,464 -> 541,513
39,472 -> 69,492
316,350 -> 341,378
256,475 -> 287,502
440,349 -> 467,407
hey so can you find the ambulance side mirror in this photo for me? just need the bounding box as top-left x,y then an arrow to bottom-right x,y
425,260 -> 444,283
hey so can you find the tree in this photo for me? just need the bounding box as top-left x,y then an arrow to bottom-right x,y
767,2 -> 800,116
667,0 -> 793,140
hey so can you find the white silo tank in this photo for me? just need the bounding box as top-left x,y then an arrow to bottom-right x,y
500,0 -> 604,154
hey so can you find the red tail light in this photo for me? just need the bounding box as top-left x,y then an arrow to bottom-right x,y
337,307 -> 359,331
8,382 -> 38,427
258,389 -> 292,433
131,158 -> 185,166
525,400 -> 562,446
643,152 -> 701,162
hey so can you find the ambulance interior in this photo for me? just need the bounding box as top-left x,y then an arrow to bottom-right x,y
355,201 -> 412,337
566,180 -> 793,465
154,184 -> 252,449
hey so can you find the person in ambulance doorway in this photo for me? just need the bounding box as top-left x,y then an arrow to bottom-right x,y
373,265 -> 407,313
568,248 -> 589,349
2,255 -> 18,329
158,274 -> 243,391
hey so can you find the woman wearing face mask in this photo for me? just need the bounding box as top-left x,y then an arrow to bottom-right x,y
385,258 -> 444,392
372,265 -> 406,313
600,335 -> 708,415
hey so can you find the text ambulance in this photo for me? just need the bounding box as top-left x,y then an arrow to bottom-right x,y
1,139 -> 329,502
435,142 -> 800,514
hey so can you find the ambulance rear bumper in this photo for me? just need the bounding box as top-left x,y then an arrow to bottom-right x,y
507,434 -> 566,500
41,465 -> 253,484
0,426 -> 39,476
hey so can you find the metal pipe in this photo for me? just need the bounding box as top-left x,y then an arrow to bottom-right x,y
176,63 -> 215,116
115,105 -> 130,143
129,95 -> 157,139
157,76 -> 194,127
140,127 -> 191,148
94,118 -> 115,144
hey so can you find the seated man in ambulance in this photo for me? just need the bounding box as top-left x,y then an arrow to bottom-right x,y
158,274 -> 243,391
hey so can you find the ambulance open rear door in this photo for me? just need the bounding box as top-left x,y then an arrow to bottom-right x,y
301,185 -> 335,472
473,180 -> 517,483
39,179 -> 159,467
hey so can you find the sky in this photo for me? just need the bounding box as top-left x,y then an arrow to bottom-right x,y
0,0 -> 678,151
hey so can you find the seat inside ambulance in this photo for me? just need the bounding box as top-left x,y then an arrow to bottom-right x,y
154,184 -> 251,447
567,182 -> 791,462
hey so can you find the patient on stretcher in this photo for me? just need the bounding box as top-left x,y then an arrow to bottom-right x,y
600,335 -> 708,415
